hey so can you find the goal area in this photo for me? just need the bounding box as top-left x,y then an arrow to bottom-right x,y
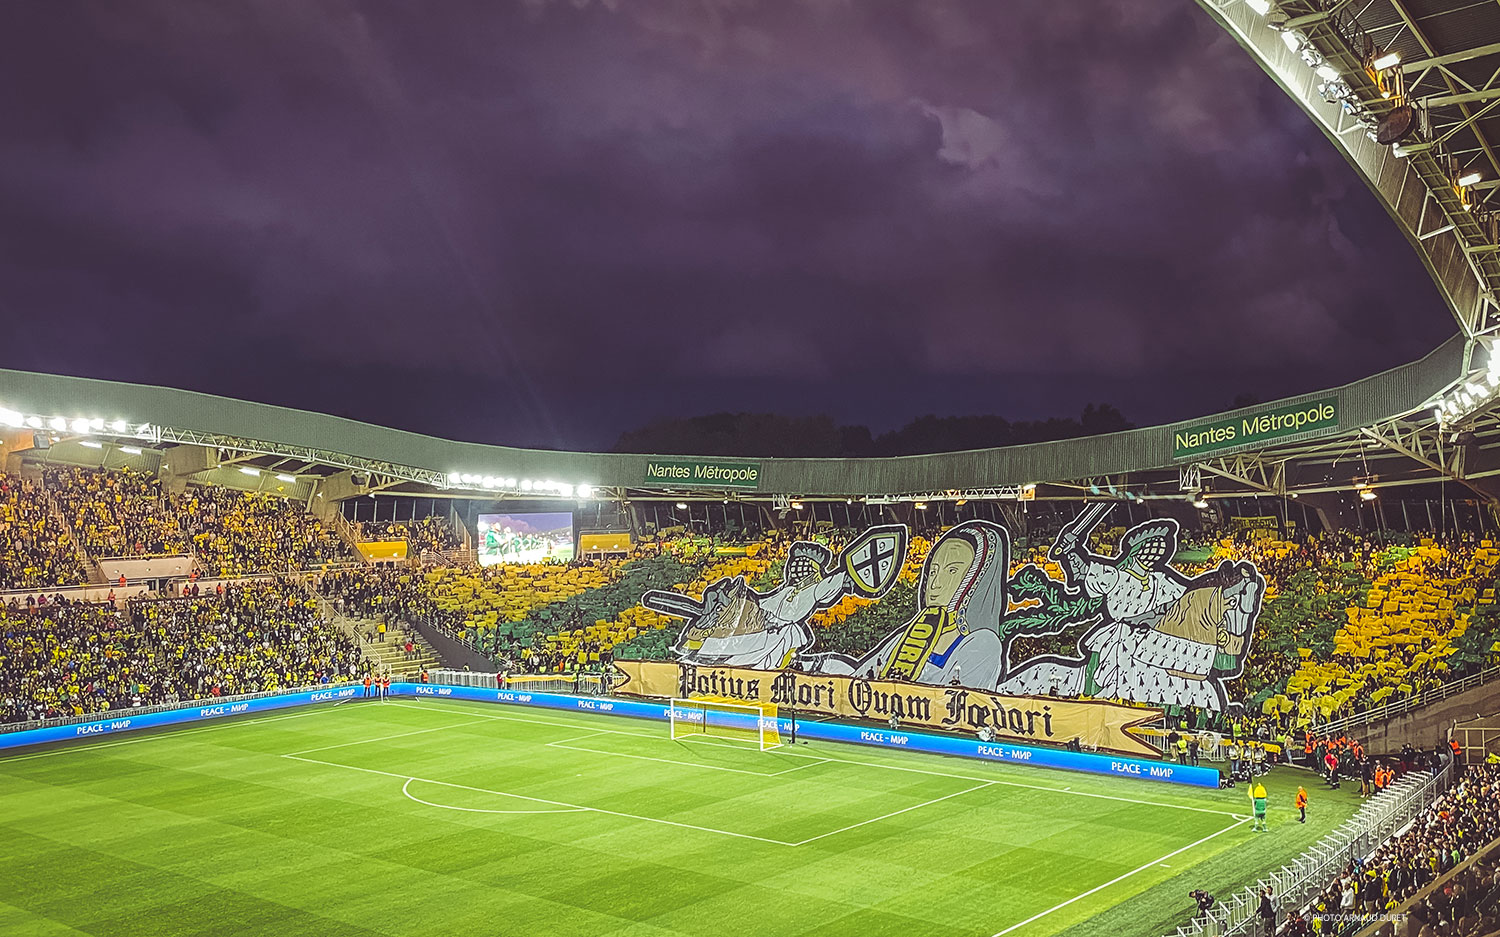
670,696 -> 782,751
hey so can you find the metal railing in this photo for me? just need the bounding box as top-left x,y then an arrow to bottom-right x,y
0,679 -> 363,737
1168,757 -> 1458,937
417,548 -> 478,567
430,668 -> 607,697
1317,664 -> 1500,737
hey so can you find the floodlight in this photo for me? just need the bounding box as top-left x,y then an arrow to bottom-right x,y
913,501 -> 926,510
1359,488 -> 1377,501
71,418 -> 89,433
1371,51 -> 1401,70
49,416 -> 67,431
24,416 -> 41,428
0,408 -> 21,428
1315,63 -> 1339,81
675,502 -> 688,510
1458,171 -> 1483,188
1244,0 -> 1273,14
1192,494 -> 1209,509
577,484 -> 593,498
1281,30 -> 1305,53
791,500 -> 804,510
110,419 -> 128,433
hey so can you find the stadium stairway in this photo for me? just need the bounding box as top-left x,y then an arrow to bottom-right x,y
326,512 -> 374,564
344,613 -> 442,678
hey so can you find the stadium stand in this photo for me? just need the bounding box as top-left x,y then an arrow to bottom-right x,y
355,516 -> 463,555
0,580 -> 365,723
1296,764 -> 1500,934
45,464 -> 190,557
179,486 -> 353,576
0,471 -> 86,590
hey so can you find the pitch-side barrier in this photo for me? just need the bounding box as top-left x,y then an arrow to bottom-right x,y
0,681 -> 1220,787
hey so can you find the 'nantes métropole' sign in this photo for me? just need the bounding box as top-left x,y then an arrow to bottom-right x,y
643,458 -> 762,489
1173,397 -> 1338,461
612,661 -> 1163,757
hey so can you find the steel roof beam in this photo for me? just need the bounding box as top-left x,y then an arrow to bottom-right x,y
1402,41 -> 1500,76
1423,88 -> 1500,109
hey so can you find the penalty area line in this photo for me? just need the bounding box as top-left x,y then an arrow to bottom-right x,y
989,816 -> 1250,936
385,700 -> 1241,818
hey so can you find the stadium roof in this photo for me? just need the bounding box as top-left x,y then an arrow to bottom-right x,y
0,334 -> 1478,504
1197,0 -> 1500,342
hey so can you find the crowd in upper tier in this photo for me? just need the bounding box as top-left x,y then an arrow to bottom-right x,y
0,580 -> 366,724
46,465 -> 190,557
181,486 -> 353,577
0,471 -> 86,590
0,466 -> 356,591
354,516 -> 464,556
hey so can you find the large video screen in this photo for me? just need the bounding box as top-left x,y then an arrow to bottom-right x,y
477,512 -> 575,566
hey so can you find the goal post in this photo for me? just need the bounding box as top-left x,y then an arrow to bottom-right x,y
669,696 -> 782,751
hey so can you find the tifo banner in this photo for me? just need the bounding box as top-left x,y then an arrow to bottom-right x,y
1172,396 -> 1338,460
639,508 -> 1265,713
642,458 -> 762,489
613,660 -> 1165,758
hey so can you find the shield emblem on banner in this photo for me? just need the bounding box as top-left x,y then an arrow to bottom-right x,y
840,524 -> 909,598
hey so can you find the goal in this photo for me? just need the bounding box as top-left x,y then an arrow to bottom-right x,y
670,696 -> 782,751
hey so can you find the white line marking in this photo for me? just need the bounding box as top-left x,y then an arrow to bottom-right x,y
549,741 -> 787,776
772,757 -> 832,776
0,709 -> 329,763
989,817 -> 1249,936
284,753 -> 797,846
401,778 -> 585,815
281,718 -> 490,756
388,700 -> 1241,817
547,740 -> 832,778
790,781 -> 995,846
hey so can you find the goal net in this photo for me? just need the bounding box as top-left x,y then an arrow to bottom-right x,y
670,696 -> 782,751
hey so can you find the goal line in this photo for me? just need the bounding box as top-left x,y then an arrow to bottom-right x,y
669,696 -> 782,751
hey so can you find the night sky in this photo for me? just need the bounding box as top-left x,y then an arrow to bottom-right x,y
0,0 -> 1455,451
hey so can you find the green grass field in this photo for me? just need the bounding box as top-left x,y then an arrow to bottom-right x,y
0,699 -> 1363,937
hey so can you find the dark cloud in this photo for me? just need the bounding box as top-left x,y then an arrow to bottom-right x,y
0,0 -> 1451,449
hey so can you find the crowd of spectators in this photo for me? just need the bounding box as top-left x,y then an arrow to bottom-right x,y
180,487 -> 353,576
1292,763 -> 1500,935
46,464 -> 190,557
0,471 -> 86,590
354,516 -> 463,555
0,580 -> 366,723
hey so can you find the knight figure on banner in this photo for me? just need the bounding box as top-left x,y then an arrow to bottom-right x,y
640,506 -> 1264,711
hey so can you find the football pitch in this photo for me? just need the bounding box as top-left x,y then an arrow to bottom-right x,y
0,699 -> 1362,937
